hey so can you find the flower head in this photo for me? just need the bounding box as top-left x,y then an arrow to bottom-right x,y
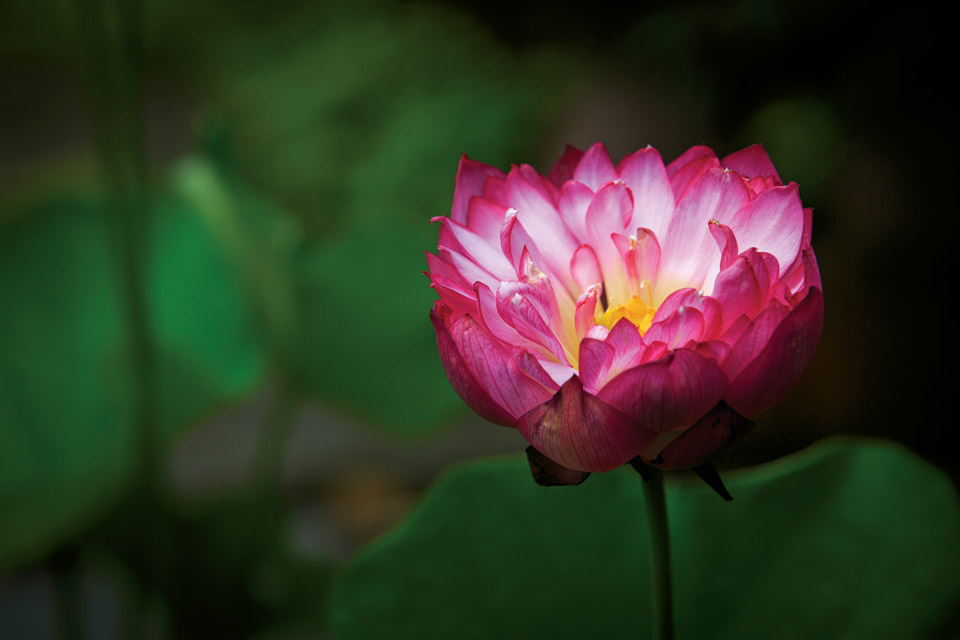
427,143 -> 822,477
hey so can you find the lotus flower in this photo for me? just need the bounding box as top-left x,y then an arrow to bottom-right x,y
427,143 -> 822,478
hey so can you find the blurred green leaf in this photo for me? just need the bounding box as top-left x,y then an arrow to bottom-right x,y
196,2 -> 571,235
0,199 -> 133,574
149,191 -> 268,436
0,188 -> 268,573
329,439 -> 960,639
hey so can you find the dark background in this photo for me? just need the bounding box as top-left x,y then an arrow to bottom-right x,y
1,0 -> 954,637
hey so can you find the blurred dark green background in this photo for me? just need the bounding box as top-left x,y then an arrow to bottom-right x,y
1,0 -> 955,638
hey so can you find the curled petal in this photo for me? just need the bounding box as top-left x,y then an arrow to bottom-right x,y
518,376 -> 657,473
598,348 -> 728,433
434,306 -> 557,424
721,298 -> 791,382
574,285 -> 602,339
724,287 -> 824,416
708,220 -> 739,271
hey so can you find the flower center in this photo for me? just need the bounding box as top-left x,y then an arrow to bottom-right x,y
597,293 -> 657,335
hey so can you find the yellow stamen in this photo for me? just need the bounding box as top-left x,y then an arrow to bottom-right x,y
597,291 -> 657,335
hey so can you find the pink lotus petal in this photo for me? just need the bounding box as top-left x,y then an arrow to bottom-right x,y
574,285 -> 601,339
666,146 -> 721,202
644,306 -> 706,349
727,183 -> 804,278
653,402 -> 754,469
427,272 -> 477,315
557,180 -> 594,242
574,142 -> 619,191
656,288 -> 723,339
586,181 -> 635,303
506,167 -> 580,292
438,247 -> 500,290
440,308 -> 557,421
721,143 -> 782,184
725,287 -> 823,416
432,305 -> 520,425
710,250 -> 770,331
632,228 -> 662,287
548,144 -> 585,189
720,298 -> 792,381
452,155 -> 506,224
482,174 -> 508,205
466,196 -> 511,246
708,220 -> 739,271
617,146 -> 676,241
431,216 -> 515,281
570,244 -> 603,292
519,376 -> 657,472
599,348 -> 727,433
660,169 -> 750,293
578,338 -> 615,394
496,282 -> 568,364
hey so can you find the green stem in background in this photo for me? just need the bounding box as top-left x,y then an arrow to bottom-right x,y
642,468 -> 675,640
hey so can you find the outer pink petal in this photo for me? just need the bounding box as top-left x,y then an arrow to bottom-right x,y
726,183 -> 804,278
518,376 -> 657,473
720,298 -> 791,381
666,146 -> 720,202
548,144 -> 585,188
724,287 -> 823,416
573,142 -> 618,191
578,338 -> 615,394
437,307 -> 557,422
720,144 -> 782,184
452,155 -> 505,224
598,348 -> 728,433
617,146 -> 675,242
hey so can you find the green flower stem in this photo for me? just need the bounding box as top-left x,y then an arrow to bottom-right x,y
642,468 -> 674,640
